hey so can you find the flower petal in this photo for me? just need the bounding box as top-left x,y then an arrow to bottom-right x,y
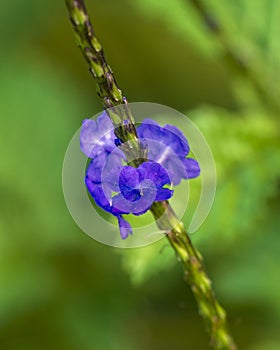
85,178 -> 112,213
102,152 -> 125,191
118,166 -> 141,201
117,216 -> 132,239
137,119 -> 190,157
119,166 -> 140,191
111,194 -> 134,214
86,156 -> 107,184
160,156 -> 187,186
164,124 -> 190,156
182,158 -> 201,179
112,180 -> 157,215
137,161 -> 170,187
80,113 -> 116,158
155,188 -> 174,201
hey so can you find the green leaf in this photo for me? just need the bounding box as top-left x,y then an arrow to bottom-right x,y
120,239 -> 176,286
188,107 -> 280,248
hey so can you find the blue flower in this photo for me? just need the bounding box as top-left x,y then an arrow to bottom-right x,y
80,113 -> 200,239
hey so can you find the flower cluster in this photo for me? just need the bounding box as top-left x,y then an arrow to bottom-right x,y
80,112 -> 200,239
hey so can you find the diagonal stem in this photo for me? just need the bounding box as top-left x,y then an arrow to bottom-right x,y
65,1 -> 237,349
150,201 -> 237,350
65,0 -> 123,108
188,0 -> 279,112
65,0 -> 143,165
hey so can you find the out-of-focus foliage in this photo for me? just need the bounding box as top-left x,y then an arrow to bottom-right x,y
133,0 -> 280,110
1,0 -> 280,349
190,108 -> 280,243
120,1 -> 280,349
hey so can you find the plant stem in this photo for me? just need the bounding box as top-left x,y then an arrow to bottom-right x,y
151,202 -> 237,350
65,0 -> 144,165
65,1 -> 237,349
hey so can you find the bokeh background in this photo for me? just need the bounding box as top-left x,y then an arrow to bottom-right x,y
1,0 -> 280,349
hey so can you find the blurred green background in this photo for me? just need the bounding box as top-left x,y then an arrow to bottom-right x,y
1,0 -> 280,349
